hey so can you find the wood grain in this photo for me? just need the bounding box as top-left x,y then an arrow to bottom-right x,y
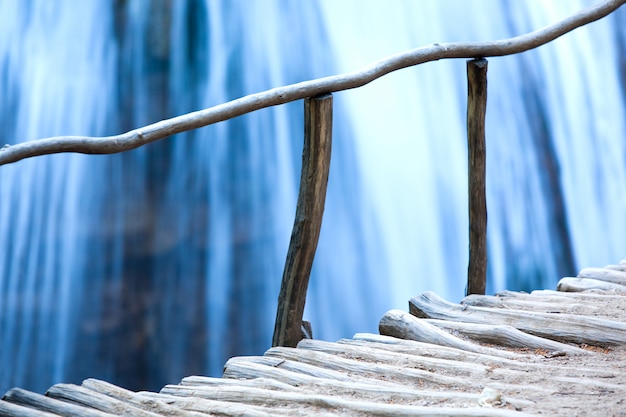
273,94 -> 333,347
466,58 -> 488,295
410,291 -> 626,345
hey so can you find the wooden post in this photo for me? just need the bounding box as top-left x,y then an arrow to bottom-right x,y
466,58 -> 488,296
273,93 -> 333,347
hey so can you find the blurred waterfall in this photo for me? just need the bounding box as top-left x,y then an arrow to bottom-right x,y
1,0 -> 625,394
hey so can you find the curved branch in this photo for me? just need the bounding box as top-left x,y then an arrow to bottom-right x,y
1,0 -> 624,166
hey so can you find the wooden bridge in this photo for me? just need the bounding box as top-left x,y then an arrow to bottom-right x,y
2,2 -> 626,415
1,0 -> 625,350
2,261 -> 626,416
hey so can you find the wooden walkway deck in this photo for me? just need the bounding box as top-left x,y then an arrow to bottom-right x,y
2,263 -> 626,416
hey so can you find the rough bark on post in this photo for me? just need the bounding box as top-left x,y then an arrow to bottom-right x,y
466,58 -> 488,296
273,94 -> 333,347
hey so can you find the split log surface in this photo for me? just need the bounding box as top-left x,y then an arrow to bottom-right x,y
222,355 -> 484,405
180,375 -> 298,391
345,333 -> 616,381
423,319 -> 587,355
3,264 -> 626,417
577,267 -> 626,285
139,392 -> 276,417
81,379 -> 208,417
3,387 -> 114,417
348,333 -> 550,369
379,309 -> 523,358
264,345 -> 473,386
160,383 -> 533,417
226,355 -> 354,382
223,356 -> 350,385
559,276 -> 626,293
462,293 -> 602,316
46,384 -> 163,417
0,400 -> 61,417
504,289 -> 624,301
297,338 -> 490,376
604,263 -> 626,272
410,291 -> 626,345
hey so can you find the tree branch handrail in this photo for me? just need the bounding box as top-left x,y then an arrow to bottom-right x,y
0,0 -> 623,167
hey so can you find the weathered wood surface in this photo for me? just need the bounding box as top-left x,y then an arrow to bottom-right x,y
462,293 -> 605,316
137,392 -> 282,417
502,288 -> 625,301
348,333 -> 556,369
3,387 -> 115,417
273,93 -> 333,348
410,291 -> 626,345
81,379 -> 209,417
263,345 -> 476,386
577,266 -> 626,285
3,260 -> 626,416
159,383 -> 532,416
0,400 -> 60,417
345,333 -> 611,378
466,58 -> 488,296
423,318 -> 588,355
47,383 -> 164,417
379,309 -> 524,358
558,276 -> 626,293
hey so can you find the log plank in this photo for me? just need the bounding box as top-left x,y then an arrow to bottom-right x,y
222,356 -> 487,404
605,264 -> 626,273
496,290 -> 626,327
226,355 -> 354,382
180,375 -> 298,391
46,384 -> 163,417
263,345 -> 466,386
423,319 -> 587,354
296,338 -> 490,376
557,277 -> 626,293
577,267 -> 626,286
81,379 -> 206,417
223,356 -> 344,386
293,338 -> 619,395
462,294 -> 601,316
504,290 -> 625,301
410,291 -> 626,345
225,338 -> 615,396
346,334 -> 617,378
3,387 -> 114,417
380,309 -> 524,358
139,392 -> 277,417
535,289 -> 626,299
347,333 -> 547,368
0,400 -> 61,417
160,384 -> 535,417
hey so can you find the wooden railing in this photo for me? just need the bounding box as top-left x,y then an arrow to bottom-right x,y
1,0 -> 624,348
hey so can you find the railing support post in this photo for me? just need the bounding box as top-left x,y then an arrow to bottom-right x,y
273,93 -> 333,347
466,58 -> 488,296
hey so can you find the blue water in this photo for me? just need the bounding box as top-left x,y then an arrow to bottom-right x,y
1,0 -> 625,393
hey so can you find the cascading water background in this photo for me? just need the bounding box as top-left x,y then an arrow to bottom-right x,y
0,0 -> 624,394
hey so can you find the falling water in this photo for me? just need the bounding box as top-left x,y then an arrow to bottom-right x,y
1,0 -> 625,394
